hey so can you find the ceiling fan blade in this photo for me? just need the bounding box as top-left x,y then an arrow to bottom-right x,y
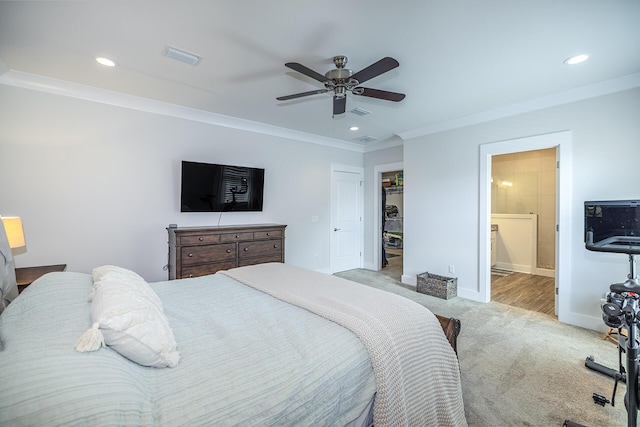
350,57 -> 399,84
276,89 -> 329,101
285,62 -> 330,83
333,96 -> 346,115
354,87 -> 405,102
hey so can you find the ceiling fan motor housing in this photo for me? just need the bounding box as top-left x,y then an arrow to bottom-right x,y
325,68 -> 353,81
325,55 -> 358,94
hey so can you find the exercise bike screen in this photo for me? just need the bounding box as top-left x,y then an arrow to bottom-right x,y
585,200 -> 640,251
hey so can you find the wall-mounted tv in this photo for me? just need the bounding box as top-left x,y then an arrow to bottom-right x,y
181,161 -> 264,212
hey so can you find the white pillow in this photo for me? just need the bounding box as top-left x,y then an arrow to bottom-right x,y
75,265 -> 180,368
92,264 -> 145,283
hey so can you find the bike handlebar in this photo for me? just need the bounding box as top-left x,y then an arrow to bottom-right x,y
586,231 -> 640,255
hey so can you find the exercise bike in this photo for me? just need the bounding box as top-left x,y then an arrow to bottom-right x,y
577,230 -> 640,427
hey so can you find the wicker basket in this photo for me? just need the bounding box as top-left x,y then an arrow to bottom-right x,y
417,272 -> 457,299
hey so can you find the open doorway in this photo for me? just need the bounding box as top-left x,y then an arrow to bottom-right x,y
479,131 -> 572,324
373,162 -> 404,278
381,170 -> 403,281
490,148 -> 557,317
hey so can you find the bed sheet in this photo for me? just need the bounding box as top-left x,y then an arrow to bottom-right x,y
0,271 -> 375,426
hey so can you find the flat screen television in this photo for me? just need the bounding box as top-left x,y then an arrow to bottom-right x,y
585,200 -> 640,253
181,161 -> 264,212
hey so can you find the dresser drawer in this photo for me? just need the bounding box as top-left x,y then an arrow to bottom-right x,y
238,253 -> 283,267
181,243 -> 236,265
220,232 -> 254,243
238,239 -> 282,260
182,261 -> 237,278
179,234 -> 221,246
254,230 -> 283,240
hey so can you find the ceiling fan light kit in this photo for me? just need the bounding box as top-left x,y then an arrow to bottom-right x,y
277,55 -> 406,116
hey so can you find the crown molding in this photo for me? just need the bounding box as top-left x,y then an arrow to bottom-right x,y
398,72 -> 640,140
3,68 -> 639,152
0,69 -> 365,153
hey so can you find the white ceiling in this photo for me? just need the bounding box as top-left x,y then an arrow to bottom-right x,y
1,1 -> 639,150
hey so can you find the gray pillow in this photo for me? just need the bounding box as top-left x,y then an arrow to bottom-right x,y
0,221 -> 19,314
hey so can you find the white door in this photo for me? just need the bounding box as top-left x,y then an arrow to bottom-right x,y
330,167 -> 363,273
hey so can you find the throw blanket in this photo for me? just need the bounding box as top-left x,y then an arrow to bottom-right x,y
222,263 -> 467,427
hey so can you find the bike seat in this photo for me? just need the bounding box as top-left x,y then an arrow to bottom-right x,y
610,280 -> 640,294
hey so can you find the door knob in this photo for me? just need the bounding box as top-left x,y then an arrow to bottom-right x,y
334,228 -> 341,232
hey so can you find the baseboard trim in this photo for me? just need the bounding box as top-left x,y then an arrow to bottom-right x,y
494,262 -> 534,274
535,268 -> 555,278
401,274 -> 416,286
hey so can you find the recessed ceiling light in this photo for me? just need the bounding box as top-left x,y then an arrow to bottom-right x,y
564,54 -> 589,65
96,57 -> 118,67
349,126 -> 359,131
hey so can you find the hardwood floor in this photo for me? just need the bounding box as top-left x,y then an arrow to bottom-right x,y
491,270 -> 556,317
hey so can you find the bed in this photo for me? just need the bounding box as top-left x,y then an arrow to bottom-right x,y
0,228 -> 466,426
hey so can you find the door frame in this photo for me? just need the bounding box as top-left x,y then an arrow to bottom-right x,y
373,162 -> 404,271
330,164 -> 364,273
478,131 -> 572,322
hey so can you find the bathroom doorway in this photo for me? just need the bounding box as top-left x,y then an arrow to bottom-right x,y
490,148 -> 557,317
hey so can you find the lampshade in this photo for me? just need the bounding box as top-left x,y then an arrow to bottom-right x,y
1,216 -> 26,249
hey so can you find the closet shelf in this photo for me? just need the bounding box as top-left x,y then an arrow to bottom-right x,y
385,186 -> 403,194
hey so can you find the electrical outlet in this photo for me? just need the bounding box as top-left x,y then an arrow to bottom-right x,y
449,265 -> 455,274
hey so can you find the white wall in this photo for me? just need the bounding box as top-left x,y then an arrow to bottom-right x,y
402,87 -> 640,330
0,84 -> 362,281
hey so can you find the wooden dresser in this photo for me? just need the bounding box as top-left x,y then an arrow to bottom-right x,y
167,224 -> 286,280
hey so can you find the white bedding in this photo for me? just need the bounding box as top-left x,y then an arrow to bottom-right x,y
0,271 -> 376,426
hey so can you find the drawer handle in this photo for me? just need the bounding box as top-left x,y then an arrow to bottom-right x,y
266,232 -> 271,236
199,237 -> 204,241
244,247 -> 248,251
188,253 -> 193,257
273,244 -> 278,248
235,235 -> 240,238
226,249 -> 231,253
189,274 -> 193,278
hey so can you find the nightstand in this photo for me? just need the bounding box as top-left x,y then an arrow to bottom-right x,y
15,264 -> 67,293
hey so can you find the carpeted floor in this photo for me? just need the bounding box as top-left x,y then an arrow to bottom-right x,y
334,268 -> 627,427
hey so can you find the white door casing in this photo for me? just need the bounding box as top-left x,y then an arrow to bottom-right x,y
478,130 -> 572,324
373,162 -> 404,271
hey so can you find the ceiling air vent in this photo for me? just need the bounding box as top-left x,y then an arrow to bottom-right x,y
354,135 -> 377,143
350,107 -> 371,116
163,46 -> 202,66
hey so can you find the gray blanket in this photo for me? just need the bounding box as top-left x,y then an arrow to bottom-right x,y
222,263 -> 467,427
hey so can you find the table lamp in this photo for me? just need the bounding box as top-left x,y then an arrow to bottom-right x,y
1,216 -> 26,249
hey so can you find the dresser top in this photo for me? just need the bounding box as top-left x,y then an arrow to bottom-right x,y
167,223 -> 286,232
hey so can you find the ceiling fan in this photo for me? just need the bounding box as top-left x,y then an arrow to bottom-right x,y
276,55 -> 406,116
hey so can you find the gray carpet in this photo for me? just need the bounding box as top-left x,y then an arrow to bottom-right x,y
334,268 -> 627,427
